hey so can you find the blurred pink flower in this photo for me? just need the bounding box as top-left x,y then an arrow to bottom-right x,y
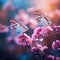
15,33 -> 32,46
54,9 -> 60,17
41,46 -> 48,51
6,36 -> 18,43
31,44 -> 42,52
52,25 -> 60,34
52,40 -> 60,50
28,18 -> 38,29
56,57 -> 60,60
31,43 -> 48,53
15,9 -> 29,24
48,55 -> 55,60
6,36 -> 13,43
0,24 -> 9,33
3,0 -> 15,11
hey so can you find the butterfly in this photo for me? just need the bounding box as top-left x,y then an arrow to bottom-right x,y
10,20 -> 28,35
34,10 -> 51,27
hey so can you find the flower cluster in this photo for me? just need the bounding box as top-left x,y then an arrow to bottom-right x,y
15,33 -> 32,46
31,44 -> 48,53
46,55 -> 60,60
32,26 -> 53,40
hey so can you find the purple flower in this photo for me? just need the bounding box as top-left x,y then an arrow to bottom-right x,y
56,57 -> 60,60
48,55 -> 55,60
52,25 -> 60,34
31,44 -> 48,53
41,46 -> 48,51
52,40 -> 60,50
15,33 -> 32,46
31,44 -> 42,52
6,36 -> 13,43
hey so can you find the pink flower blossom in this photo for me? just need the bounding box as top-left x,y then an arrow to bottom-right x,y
0,24 -> 9,33
56,57 -> 60,60
48,55 -> 55,60
31,43 -> 48,53
15,33 -> 32,46
52,40 -> 60,50
32,26 -> 53,40
52,25 -> 60,34
31,44 -> 42,52
15,9 -> 29,25
41,46 -> 48,51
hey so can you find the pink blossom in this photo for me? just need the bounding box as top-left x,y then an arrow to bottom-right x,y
6,36 -> 13,43
54,9 -> 60,17
52,25 -> 60,29
31,44 -> 42,52
32,26 -> 53,40
48,55 -> 55,60
28,18 -> 38,29
56,57 -> 60,60
52,25 -> 60,34
0,24 -> 9,33
52,40 -> 60,50
15,33 -> 32,46
15,9 -> 29,24
41,46 -> 48,51
6,36 -> 18,43
31,43 -> 48,53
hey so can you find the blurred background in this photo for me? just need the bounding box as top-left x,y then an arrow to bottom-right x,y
0,0 -> 60,60
0,0 -> 60,25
